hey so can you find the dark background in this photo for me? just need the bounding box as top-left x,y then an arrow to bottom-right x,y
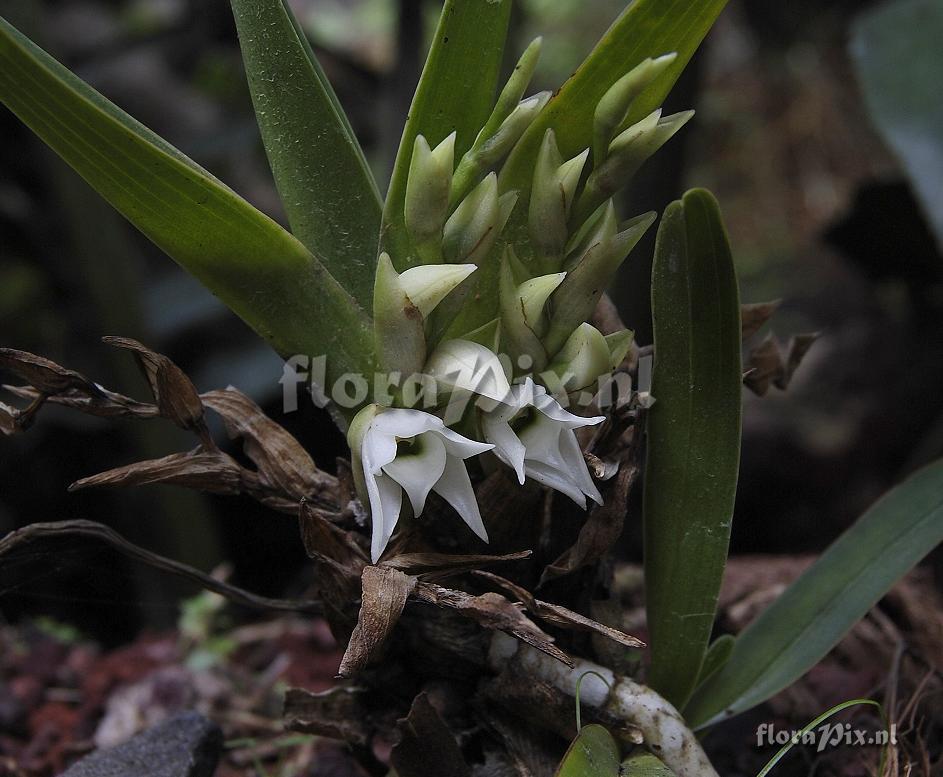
1,0 -> 941,643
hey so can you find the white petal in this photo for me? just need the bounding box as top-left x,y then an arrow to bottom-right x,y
370,473 -> 403,563
424,340 -> 511,402
362,427 -> 397,475
436,426 -> 494,459
482,413 -> 526,484
558,427 -> 603,505
534,391 -> 604,429
518,412 -> 568,470
372,408 -> 443,438
432,455 -> 489,542
381,432 -> 446,517
524,461 -> 587,509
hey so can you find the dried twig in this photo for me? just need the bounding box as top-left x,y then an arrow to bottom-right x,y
0,520 -> 322,615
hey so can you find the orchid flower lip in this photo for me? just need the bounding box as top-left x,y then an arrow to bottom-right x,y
354,406 -> 494,563
479,377 -> 605,506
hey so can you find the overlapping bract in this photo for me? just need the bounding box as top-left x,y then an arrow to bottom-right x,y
352,41 -> 689,559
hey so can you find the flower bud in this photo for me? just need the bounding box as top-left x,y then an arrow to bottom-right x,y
604,329 -> 634,369
529,129 -> 590,270
593,53 -> 677,163
424,339 -> 512,402
373,252 -> 475,376
544,211 -> 655,355
443,173 -> 500,265
405,132 -> 455,264
452,92 -> 550,204
542,322 -> 613,394
483,37 -> 543,140
575,109 -> 694,224
498,249 -> 564,371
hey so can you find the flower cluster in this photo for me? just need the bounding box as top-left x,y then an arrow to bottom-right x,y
350,42 -> 685,561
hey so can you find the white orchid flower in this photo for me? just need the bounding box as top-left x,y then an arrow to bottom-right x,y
480,378 -> 604,508
348,405 -> 493,563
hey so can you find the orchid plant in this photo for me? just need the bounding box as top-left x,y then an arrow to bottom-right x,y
2,1 -> 943,775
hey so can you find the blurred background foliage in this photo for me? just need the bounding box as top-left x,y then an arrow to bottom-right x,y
1,0 -> 942,643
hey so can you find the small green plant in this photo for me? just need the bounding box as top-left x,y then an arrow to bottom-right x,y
1,1 -> 941,775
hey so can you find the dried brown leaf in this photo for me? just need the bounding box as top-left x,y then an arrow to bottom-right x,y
391,692 -> 471,777
202,387 -> 334,505
473,571 -> 645,650
299,500 -> 366,640
743,332 -> 820,395
68,451 -> 243,494
102,336 -> 206,433
283,686 -> 370,745
413,582 -> 572,666
0,400 -> 16,436
4,384 -> 159,419
777,333 -> 820,390
539,462 -> 638,585
338,566 -> 417,677
0,348 -> 101,396
740,300 -> 781,341
382,550 -> 532,576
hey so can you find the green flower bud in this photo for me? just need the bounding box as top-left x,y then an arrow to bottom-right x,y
443,173 -> 500,265
518,272 -> 566,333
604,329 -> 634,369
529,129 -> 590,271
542,322 -> 612,394
544,210 -> 656,356
456,318 -> 501,352
405,132 -> 456,264
499,249 -> 549,371
574,109 -> 694,225
373,253 -> 475,376
482,37 -> 543,141
593,53 -> 677,163
452,91 -> 550,204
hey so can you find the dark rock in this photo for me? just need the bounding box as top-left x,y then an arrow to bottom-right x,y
59,711 -> 222,777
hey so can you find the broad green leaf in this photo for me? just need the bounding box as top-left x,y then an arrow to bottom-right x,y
851,0 -> 943,249
644,189 -> 742,710
0,15 -> 374,402
686,458 -> 943,729
230,0 -> 382,307
381,0 -> 512,271
499,0 -> 728,204
453,0 -> 728,334
554,724 -> 620,777
620,752 -> 675,777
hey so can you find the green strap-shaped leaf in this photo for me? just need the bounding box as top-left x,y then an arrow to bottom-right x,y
499,0 -> 728,204
381,0 -> 512,271
644,189 -> 742,710
686,458 -> 943,729
230,0 -> 382,307
0,15 -> 374,399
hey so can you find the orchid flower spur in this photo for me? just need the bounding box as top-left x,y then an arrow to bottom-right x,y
348,405 -> 493,562
480,378 -> 604,508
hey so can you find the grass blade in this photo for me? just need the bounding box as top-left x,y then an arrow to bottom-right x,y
686,457 -> 943,728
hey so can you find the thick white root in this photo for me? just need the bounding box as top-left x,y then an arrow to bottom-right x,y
488,633 -> 719,777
